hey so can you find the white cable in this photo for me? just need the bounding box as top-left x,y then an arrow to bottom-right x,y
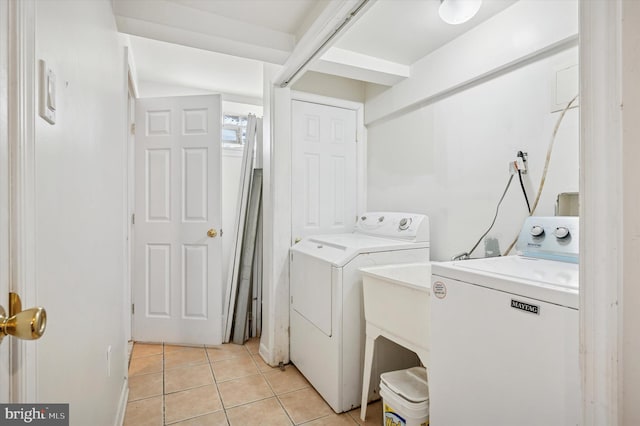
503,94 -> 579,256
455,173 -> 515,260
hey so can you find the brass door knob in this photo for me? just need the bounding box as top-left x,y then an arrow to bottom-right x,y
207,228 -> 218,238
0,293 -> 47,344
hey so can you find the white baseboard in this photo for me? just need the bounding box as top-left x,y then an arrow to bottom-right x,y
259,342 -> 289,367
114,379 -> 129,426
259,343 -> 275,367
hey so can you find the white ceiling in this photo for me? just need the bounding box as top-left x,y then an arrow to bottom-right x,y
165,0 -> 326,37
128,35 -> 264,100
334,0 -> 517,65
116,0 -> 520,99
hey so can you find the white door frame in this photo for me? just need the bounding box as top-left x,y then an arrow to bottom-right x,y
261,88 -> 365,367
125,48 -> 139,347
0,0 -> 10,404
123,54 -> 136,344
580,0 -> 623,424
4,0 -> 37,403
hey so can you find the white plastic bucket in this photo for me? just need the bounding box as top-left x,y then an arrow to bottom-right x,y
380,367 -> 429,426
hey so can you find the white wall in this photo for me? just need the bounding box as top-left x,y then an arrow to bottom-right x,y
365,1 -> 579,262
291,70 -> 365,103
35,1 -> 127,424
367,48 -> 579,261
137,79 -> 216,98
137,79 -> 263,107
365,0 -> 578,125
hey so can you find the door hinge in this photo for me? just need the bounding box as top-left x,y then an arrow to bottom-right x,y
130,123 -> 136,134
131,304 -> 135,315
131,213 -> 135,225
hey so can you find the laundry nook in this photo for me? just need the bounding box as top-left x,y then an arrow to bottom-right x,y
1,0 -> 638,426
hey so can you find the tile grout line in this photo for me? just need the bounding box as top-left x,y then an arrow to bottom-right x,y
223,341 -> 298,425
253,351 -> 296,424
243,342 -> 299,425
206,343 -> 232,426
164,345 -> 223,425
264,358 -> 298,426
270,360 -> 360,425
133,340 -> 325,426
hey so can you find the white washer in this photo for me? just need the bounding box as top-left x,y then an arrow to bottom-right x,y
290,212 -> 430,413
430,216 -> 579,426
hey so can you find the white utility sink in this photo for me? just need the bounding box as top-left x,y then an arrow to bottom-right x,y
359,262 -> 431,420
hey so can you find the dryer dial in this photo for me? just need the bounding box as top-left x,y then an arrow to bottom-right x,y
530,225 -> 545,237
553,227 -> 570,239
399,218 -> 411,230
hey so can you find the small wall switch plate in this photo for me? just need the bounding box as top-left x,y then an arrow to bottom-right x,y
551,63 -> 579,113
106,345 -> 112,377
39,60 -> 56,124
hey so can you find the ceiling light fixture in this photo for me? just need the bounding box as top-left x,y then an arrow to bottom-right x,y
439,0 -> 482,25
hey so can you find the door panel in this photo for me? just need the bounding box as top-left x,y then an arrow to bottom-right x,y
146,149 -> 171,221
183,148 -> 208,221
182,244 -> 207,318
134,95 -> 222,345
147,244 -> 171,317
292,101 -> 357,241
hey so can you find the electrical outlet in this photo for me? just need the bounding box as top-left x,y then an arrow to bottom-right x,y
509,151 -> 528,174
516,151 -> 528,174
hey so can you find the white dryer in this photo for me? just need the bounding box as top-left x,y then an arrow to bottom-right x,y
290,212 -> 430,413
430,216 -> 580,426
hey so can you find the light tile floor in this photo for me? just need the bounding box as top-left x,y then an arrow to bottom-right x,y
124,339 -> 383,425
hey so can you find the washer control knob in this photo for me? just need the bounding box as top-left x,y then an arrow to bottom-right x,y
378,216 -> 385,222
398,218 -> 411,230
360,216 -> 367,221
553,226 -> 570,239
530,225 -> 545,237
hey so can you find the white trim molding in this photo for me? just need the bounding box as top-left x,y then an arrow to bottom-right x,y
114,379 -> 129,426
7,0 -> 37,403
579,0 -> 623,424
0,0 -> 10,404
262,86 -> 292,366
619,1 -> 640,424
275,0 -> 375,87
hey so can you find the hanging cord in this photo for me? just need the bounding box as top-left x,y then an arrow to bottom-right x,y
517,169 -> 531,213
503,94 -> 579,256
451,173 -> 515,260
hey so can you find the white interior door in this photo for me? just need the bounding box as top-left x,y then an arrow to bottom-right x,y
291,100 -> 357,242
134,94 -> 223,345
